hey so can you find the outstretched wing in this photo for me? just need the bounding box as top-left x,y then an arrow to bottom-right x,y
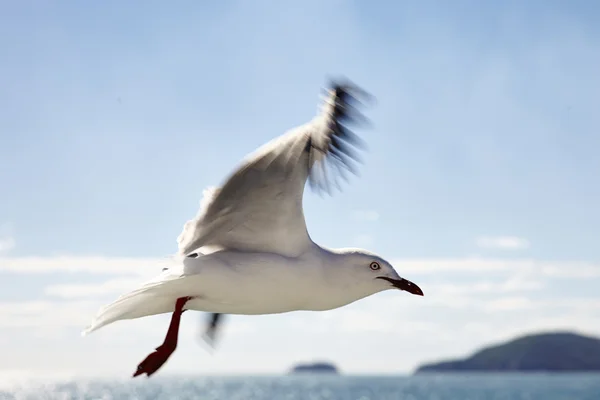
177,80 -> 372,257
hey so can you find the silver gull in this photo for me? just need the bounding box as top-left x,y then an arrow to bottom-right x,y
82,79 -> 424,377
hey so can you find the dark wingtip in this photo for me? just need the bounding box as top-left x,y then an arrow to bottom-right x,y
307,77 -> 374,196
325,76 -> 376,106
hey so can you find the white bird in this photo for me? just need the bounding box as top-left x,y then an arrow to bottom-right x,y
82,79 -> 424,378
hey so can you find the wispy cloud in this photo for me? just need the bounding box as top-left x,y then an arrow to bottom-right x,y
0,300 -> 99,328
0,255 -> 167,275
483,296 -> 536,311
541,263 -> 600,278
425,279 -> 544,296
43,278 -> 142,299
0,224 -> 15,255
476,236 -> 530,250
0,236 -> 15,255
393,257 -> 600,278
327,309 -> 438,335
394,257 -> 517,274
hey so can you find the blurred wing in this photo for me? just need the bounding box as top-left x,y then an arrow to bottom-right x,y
177,79 -> 372,257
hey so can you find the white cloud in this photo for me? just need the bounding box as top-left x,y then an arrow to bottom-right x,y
476,236 -> 530,250
331,309 -> 437,335
483,296 -> 536,311
541,263 -> 600,278
352,210 -> 380,222
425,279 -> 544,296
501,270 -> 545,291
0,223 -> 15,255
393,257 -> 600,278
334,309 -> 398,333
393,257 -> 521,274
43,278 -> 142,299
0,300 -> 99,328
0,237 -> 15,255
0,255 -> 167,275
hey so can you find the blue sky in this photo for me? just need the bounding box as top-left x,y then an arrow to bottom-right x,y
1,0 -> 600,380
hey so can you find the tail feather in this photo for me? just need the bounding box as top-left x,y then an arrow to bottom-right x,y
82,270 -> 184,336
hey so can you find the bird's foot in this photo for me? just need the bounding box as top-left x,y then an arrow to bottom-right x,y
133,345 -> 174,378
132,296 -> 193,378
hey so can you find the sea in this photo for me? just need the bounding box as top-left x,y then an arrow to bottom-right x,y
2,374 -> 600,400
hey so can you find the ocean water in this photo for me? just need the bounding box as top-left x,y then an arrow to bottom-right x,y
2,374 -> 600,400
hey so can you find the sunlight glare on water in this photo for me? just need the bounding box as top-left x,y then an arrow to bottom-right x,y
2,374 -> 600,400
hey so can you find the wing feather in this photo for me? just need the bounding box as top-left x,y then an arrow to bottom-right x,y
177,79 -> 372,257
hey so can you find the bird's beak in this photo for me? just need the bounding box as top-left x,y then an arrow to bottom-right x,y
377,277 -> 424,296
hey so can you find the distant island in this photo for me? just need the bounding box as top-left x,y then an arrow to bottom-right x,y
289,362 -> 339,374
415,331 -> 600,373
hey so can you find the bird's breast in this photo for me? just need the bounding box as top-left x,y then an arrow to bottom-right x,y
182,251 -> 327,314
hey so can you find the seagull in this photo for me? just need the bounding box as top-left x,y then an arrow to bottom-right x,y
82,79 -> 424,378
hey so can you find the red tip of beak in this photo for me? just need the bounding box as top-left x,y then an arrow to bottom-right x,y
377,277 -> 424,296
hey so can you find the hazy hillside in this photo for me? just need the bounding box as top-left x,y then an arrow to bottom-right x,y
415,331 -> 600,373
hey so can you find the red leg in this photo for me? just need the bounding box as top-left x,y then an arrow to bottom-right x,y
133,296 -> 192,378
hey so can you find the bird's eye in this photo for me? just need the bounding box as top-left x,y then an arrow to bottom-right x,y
369,262 -> 381,271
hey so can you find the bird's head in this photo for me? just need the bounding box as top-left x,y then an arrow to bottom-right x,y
332,248 -> 424,298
